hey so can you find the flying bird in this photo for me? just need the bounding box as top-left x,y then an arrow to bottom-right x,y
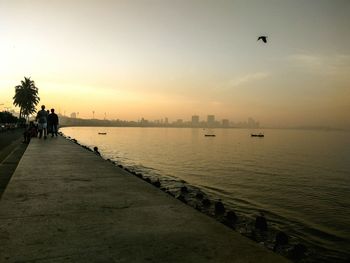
257,36 -> 267,43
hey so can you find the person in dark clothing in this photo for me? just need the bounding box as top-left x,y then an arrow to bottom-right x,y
23,121 -> 37,144
36,105 -> 48,139
47,109 -> 59,137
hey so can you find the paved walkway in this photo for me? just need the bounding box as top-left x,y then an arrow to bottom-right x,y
0,137 -> 289,263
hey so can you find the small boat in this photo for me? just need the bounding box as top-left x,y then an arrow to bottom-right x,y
98,132 -> 107,135
204,128 -> 216,137
251,133 -> 264,137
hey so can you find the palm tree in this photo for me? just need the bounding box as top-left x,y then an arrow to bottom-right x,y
13,77 -> 40,119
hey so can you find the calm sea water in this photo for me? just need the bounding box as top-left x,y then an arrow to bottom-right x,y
61,127 -> 350,262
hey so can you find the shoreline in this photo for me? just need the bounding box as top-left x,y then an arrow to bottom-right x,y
60,132 -> 310,262
0,134 -> 290,263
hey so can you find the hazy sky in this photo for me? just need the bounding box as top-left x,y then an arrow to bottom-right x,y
1,0 -> 349,128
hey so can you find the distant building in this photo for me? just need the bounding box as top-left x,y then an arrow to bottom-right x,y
247,117 -> 259,128
207,115 -> 215,126
192,115 -> 199,125
70,112 -> 77,118
140,118 -> 149,126
164,117 -> 169,124
222,119 -> 229,127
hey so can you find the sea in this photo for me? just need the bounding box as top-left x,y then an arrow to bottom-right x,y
61,127 -> 350,262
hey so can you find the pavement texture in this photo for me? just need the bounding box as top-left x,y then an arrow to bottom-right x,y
0,136 -> 290,263
0,129 -> 25,163
0,129 -> 28,197
0,138 -> 27,198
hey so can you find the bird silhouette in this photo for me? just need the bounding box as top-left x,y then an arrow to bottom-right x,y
257,36 -> 267,43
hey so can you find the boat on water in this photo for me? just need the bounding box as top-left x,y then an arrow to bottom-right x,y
98,132 -> 107,135
204,128 -> 216,137
251,133 -> 264,137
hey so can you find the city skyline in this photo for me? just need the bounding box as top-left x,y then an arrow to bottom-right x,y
58,111 -> 337,129
1,0 -> 349,129
58,112 -> 262,129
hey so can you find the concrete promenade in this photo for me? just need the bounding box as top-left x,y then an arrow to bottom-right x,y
0,137 -> 289,263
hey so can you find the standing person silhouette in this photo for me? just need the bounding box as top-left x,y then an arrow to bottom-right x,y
36,105 -> 49,139
48,108 -> 59,137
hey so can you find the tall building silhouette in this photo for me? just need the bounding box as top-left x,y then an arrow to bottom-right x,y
192,115 -> 199,125
222,119 -> 229,127
247,117 -> 259,128
207,115 -> 215,126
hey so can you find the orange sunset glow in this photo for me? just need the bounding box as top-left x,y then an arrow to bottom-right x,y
1,0 -> 349,128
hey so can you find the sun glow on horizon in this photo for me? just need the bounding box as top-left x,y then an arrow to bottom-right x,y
1,0 -> 349,128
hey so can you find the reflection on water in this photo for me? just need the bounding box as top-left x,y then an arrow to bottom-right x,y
61,127 -> 350,262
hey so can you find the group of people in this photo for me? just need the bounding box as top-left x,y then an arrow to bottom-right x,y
23,105 -> 59,143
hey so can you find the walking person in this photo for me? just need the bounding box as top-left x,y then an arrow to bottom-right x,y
36,105 -> 49,139
48,108 -> 59,137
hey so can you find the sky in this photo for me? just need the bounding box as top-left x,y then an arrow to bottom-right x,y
0,0 -> 349,128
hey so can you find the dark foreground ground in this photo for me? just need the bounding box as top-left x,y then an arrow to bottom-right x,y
0,136 -> 289,263
0,129 -> 27,197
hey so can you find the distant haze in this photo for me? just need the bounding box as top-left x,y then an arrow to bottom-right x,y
1,0 -> 349,129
